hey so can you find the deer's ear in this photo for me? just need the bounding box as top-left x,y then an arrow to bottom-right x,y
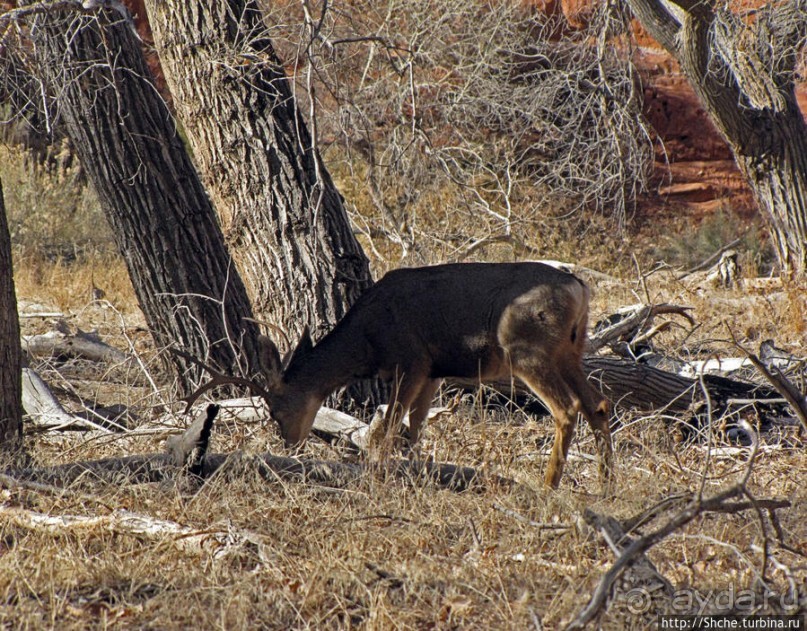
257,334 -> 284,386
284,326 -> 313,369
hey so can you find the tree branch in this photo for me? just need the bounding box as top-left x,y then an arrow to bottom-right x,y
565,487 -> 791,630
626,0 -> 682,53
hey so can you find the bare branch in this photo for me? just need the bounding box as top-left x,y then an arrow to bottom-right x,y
565,487 -> 791,630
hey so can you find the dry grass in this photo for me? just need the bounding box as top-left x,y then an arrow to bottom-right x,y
2,407 -> 805,629
4,148 -> 806,629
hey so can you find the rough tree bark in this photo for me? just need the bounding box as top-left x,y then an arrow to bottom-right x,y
20,5 -> 261,391
628,0 -> 807,276
142,1 -> 374,351
0,180 -> 23,449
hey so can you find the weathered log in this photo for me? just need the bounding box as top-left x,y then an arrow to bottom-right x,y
583,356 -> 776,414
21,366 -> 112,432
5,450 -> 497,493
452,356 -> 785,427
22,325 -> 130,364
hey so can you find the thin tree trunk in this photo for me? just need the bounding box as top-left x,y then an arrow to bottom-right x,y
142,0 -> 378,407
0,179 -> 23,449
25,5 -> 261,392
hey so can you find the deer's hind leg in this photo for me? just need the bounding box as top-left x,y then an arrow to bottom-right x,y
566,366 -> 612,487
517,369 -> 583,489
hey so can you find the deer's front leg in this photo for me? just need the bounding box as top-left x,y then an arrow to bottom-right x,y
367,368 -> 426,461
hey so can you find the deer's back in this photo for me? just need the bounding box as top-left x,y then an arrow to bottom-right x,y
345,263 -> 587,379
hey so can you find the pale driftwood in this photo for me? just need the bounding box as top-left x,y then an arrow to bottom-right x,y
1,503 -> 258,562
180,399 -> 449,452
21,367 -> 112,432
22,326 -> 130,364
5,450 -> 495,493
309,406 -> 370,449
643,337 -> 805,382
18,311 -> 65,319
648,355 -> 753,379
178,398 -> 368,448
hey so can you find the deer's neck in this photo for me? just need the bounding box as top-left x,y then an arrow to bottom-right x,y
285,323 -> 369,399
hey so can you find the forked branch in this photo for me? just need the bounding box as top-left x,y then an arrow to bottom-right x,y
565,487 -> 792,630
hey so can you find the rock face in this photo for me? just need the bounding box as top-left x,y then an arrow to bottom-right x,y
636,45 -> 756,216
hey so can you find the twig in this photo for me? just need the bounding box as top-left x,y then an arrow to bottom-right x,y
492,503 -> 573,532
726,329 -> 807,434
564,486 -> 791,630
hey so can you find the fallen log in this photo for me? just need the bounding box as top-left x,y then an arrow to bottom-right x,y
4,450 -> 498,493
451,356 -> 788,433
454,357 -> 779,414
21,366 -> 114,432
22,324 -> 130,365
583,356 -> 781,416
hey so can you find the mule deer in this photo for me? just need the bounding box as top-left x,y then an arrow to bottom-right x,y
256,262 -> 612,488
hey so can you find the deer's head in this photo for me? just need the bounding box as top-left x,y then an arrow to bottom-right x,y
258,328 -> 321,447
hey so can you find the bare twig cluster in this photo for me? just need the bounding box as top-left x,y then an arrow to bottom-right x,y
264,0 -> 653,257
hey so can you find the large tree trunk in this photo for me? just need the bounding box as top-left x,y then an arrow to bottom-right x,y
0,180 -> 23,449
628,0 -> 807,276
143,0 -> 378,408
23,5 -> 261,392
142,2 -> 374,346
